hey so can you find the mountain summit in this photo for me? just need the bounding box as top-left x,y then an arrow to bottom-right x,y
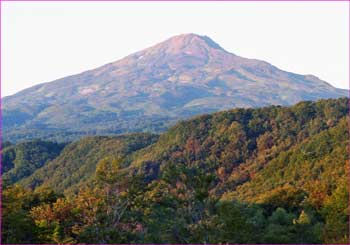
3,34 -> 347,141
144,33 -> 226,53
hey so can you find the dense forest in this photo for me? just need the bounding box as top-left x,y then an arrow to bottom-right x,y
2,98 -> 349,244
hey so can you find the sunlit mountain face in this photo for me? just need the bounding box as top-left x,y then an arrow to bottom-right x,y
3,33 -> 347,142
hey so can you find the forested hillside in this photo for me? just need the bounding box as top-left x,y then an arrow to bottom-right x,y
19,134 -> 159,195
2,98 -> 349,244
1,140 -> 66,186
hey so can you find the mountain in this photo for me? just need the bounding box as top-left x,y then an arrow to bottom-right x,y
3,98 -> 349,244
2,33 -> 347,142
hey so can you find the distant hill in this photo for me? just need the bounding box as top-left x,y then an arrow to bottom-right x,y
19,133 -> 158,195
2,33 -> 347,142
1,140 -> 66,186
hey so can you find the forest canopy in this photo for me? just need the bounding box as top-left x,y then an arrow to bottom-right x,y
2,98 -> 349,244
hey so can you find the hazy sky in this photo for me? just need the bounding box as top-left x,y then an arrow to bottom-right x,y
1,1 -> 349,97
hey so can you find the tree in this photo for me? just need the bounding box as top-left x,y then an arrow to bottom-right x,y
2,185 -> 38,243
321,178 -> 349,243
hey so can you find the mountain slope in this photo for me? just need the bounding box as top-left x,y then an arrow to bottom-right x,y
19,98 -> 349,197
123,98 -> 348,185
223,117 -> 348,205
1,140 -> 66,186
3,34 -> 347,142
19,133 -> 158,195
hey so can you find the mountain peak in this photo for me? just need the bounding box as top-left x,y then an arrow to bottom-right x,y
149,33 -> 226,56
166,33 -> 223,49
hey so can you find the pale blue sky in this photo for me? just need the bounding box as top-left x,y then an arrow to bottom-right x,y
1,1 -> 349,97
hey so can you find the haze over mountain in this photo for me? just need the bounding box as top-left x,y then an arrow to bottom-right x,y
3,33 -> 347,142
